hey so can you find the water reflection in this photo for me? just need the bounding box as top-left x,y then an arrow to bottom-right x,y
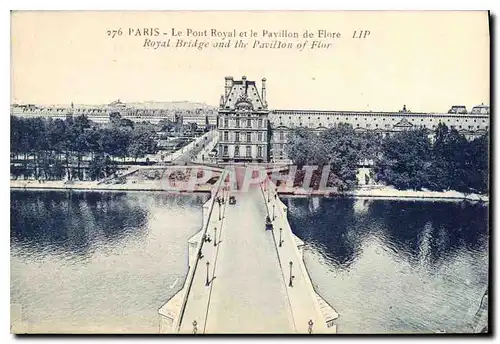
11,190 -> 209,333
284,196 -> 489,333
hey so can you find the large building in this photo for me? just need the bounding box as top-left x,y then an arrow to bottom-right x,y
216,76 -> 489,163
217,76 -> 270,163
10,100 -> 218,126
269,105 -> 490,162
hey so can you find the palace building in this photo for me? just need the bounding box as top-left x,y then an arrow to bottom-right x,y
217,76 -> 270,163
217,76 -> 490,163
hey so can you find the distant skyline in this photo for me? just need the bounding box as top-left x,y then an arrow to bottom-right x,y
11,11 -> 489,113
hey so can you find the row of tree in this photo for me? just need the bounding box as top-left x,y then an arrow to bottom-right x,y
286,124 -> 382,191
285,123 -> 489,194
376,124 -> 488,193
11,115 -> 158,181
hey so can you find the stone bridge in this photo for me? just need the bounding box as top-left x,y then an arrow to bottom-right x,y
158,165 -> 338,334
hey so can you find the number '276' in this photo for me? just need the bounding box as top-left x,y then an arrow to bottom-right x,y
106,29 -> 123,38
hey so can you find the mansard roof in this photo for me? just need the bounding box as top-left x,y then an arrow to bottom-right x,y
223,79 -> 265,111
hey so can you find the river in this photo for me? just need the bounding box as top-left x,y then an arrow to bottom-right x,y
284,196 -> 489,334
11,191 -> 488,333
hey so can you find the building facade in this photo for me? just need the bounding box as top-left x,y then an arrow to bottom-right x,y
215,77 -> 489,163
10,101 -> 218,126
269,105 -> 490,162
217,76 -> 269,163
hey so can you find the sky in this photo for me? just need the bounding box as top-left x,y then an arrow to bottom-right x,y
11,11 -> 490,113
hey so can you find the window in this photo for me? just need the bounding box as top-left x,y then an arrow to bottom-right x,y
235,132 -> 240,142
236,118 -> 240,128
258,146 -> 263,157
258,132 -> 263,142
246,145 -> 251,158
223,131 -> 228,141
258,119 -> 263,128
224,118 -> 228,128
279,131 -> 284,141
235,145 -> 240,157
247,119 -> 252,128
246,132 -> 251,142
223,145 -> 228,156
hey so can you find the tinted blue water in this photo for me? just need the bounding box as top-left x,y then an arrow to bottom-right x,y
11,191 -> 488,333
284,196 -> 489,333
10,190 -> 209,333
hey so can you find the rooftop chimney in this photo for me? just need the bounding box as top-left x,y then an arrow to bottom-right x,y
261,78 -> 267,107
224,76 -> 233,99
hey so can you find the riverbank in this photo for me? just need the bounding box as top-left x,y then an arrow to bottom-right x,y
282,185 -> 488,203
11,180 -> 488,203
9,180 -> 213,193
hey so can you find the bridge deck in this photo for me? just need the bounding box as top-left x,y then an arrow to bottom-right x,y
204,187 -> 295,333
174,171 -> 335,334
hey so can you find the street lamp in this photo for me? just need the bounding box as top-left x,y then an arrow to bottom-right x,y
267,181 -> 270,202
279,228 -> 283,247
214,227 -> 217,247
218,199 -> 221,220
206,261 -> 210,286
289,261 -> 294,287
272,204 -> 275,220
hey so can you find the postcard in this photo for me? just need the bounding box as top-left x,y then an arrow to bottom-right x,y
10,10 -> 489,334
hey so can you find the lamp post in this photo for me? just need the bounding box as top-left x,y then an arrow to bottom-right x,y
206,261 -> 210,286
218,199 -> 221,220
272,204 -> 275,220
279,228 -> 283,247
267,181 -> 270,202
308,319 -> 313,334
214,227 -> 217,247
289,261 -> 294,287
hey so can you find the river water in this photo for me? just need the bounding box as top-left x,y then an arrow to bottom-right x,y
284,196 -> 489,334
10,190 -> 209,333
11,191 -> 488,333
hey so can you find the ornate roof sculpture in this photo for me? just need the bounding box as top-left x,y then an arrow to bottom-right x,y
235,92 -> 253,110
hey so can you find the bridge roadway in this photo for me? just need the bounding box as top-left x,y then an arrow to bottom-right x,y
179,185 -> 295,333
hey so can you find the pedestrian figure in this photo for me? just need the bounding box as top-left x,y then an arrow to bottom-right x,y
198,250 -> 204,260
192,320 -> 198,334
308,319 -> 313,334
206,234 -> 212,243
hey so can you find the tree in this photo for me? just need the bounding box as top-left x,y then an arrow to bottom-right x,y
375,129 -> 433,190
286,124 -> 367,191
127,127 -> 157,161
